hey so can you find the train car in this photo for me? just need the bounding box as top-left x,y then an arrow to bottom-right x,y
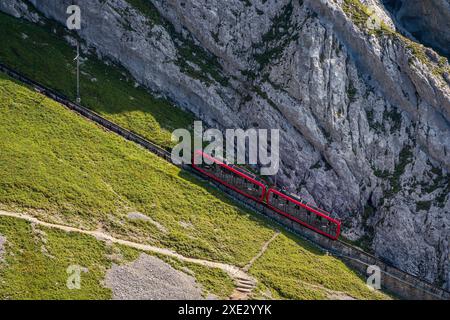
266,188 -> 341,240
192,150 -> 266,202
192,150 -> 341,240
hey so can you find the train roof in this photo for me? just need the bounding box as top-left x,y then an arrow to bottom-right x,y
272,189 -> 333,217
195,150 -> 268,185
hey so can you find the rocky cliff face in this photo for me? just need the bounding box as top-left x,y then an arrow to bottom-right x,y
383,0 -> 450,58
1,0 -> 449,290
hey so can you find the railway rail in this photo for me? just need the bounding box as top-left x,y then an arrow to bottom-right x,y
1,62 -> 448,300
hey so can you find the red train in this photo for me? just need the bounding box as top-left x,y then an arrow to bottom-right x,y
192,150 -> 341,240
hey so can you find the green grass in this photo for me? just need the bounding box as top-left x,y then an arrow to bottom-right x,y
0,216 -> 235,299
342,0 -> 393,37
0,216 -> 112,299
249,233 -> 389,300
0,72 -> 276,266
388,146 -> 413,196
373,146 -> 413,199
0,11 -> 193,149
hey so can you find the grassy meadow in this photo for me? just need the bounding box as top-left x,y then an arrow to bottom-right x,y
0,216 -> 234,299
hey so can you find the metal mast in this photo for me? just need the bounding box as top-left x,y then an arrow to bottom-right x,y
74,40 -> 80,103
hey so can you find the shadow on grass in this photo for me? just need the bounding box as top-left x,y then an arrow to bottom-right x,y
0,12 -> 194,148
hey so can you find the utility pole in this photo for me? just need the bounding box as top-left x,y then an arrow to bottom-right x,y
74,40 -> 80,103
67,2 -> 82,103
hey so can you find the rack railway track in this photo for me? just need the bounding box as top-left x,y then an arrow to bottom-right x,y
1,62 -> 448,300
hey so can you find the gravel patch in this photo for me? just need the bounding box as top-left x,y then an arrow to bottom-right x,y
104,253 -> 204,300
0,234 -> 6,262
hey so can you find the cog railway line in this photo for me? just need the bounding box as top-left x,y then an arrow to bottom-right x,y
0,62 -> 448,300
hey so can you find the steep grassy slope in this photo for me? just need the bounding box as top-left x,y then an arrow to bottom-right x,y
250,234 -> 387,300
0,73 -> 274,266
0,216 -> 112,299
0,216 -> 234,299
0,72 -> 388,299
0,11 -> 193,149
